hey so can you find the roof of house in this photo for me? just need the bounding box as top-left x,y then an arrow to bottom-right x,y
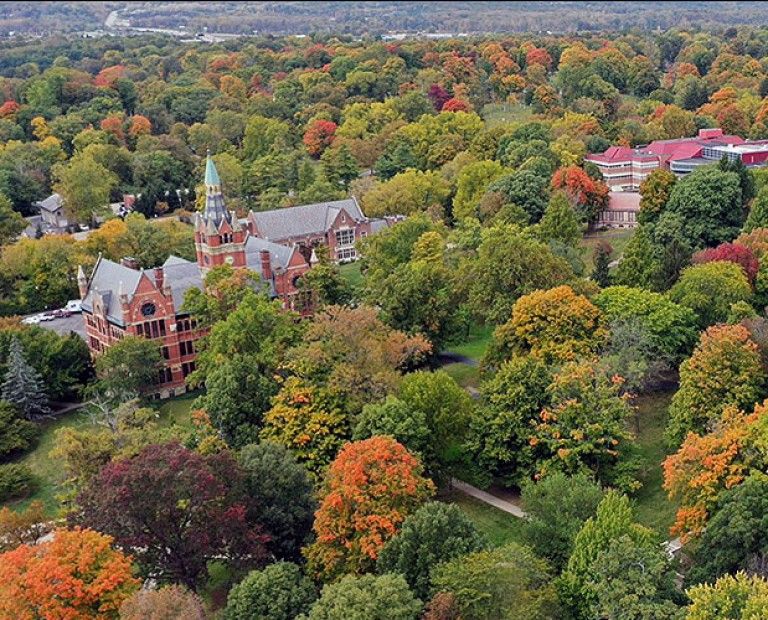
586,146 -> 659,163
248,198 -> 364,241
244,235 -> 296,272
607,191 -> 642,213
35,193 -> 63,213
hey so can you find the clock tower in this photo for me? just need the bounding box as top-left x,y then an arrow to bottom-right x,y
194,152 -> 247,274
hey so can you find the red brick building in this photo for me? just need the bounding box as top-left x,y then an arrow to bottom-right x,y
247,198 -> 397,263
79,155 -> 316,398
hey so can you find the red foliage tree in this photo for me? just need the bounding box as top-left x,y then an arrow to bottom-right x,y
303,119 -> 337,158
551,165 -> 609,223
75,442 -> 268,591
427,84 -> 451,111
94,65 -> 126,89
526,47 -> 553,69
0,527 -> 139,619
441,98 -> 471,112
100,115 -> 125,143
692,242 -> 759,285
305,436 -> 435,581
0,100 -> 20,118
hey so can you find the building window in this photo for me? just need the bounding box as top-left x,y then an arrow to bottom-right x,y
157,367 -> 173,384
182,361 -> 196,377
180,340 -> 195,356
335,228 -> 355,247
337,247 -> 356,261
162,346 -> 170,360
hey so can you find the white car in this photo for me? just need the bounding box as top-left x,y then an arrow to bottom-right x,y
66,300 -> 82,313
38,313 -> 55,322
21,315 -> 41,325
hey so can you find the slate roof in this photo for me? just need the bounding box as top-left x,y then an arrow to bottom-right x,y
245,235 -> 293,273
249,198 -> 364,241
161,256 -> 204,310
81,257 -> 143,326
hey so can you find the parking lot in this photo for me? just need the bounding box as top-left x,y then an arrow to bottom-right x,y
31,312 -> 86,340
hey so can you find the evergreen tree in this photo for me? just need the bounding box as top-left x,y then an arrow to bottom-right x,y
591,241 -> 612,288
537,192 -> 582,247
2,337 -> 50,420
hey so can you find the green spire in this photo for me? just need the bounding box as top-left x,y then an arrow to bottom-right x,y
204,150 -> 221,188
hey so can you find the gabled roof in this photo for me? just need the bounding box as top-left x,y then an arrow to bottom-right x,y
245,235 -> 297,272
81,257 -> 143,326
248,198 -> 364,241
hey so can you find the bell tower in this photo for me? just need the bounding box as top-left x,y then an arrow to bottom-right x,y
194,152 -> 247,273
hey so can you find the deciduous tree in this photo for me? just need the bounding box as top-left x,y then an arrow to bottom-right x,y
0,527 -> 139,619
666,324 -> 766,445
75,442 -> 268,590
225,561 -> 317,620
304,436 -> 434,581
377,501 -> 485,599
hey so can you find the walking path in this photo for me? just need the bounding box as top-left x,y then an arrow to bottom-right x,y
451,478 -> 527,518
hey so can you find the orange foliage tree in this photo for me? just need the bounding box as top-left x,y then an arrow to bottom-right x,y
128,114 -> 151,137
551,165 -> 609,223
303,119 -> 337,158
94,65 -> 126,88
663,401 -> 768,541
304,436 -> 435,581
0,527 -> 139,619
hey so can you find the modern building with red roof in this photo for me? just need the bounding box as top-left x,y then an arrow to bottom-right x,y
587,128 -> 768,228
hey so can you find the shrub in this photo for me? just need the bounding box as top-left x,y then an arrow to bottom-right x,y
0,463 -> 35,501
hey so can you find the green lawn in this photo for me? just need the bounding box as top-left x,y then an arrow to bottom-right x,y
482,102 -> 533,128
338,261 -> 363,288
632,391 -> 678,537
580,228 -> 635,272
442,362 -> 481,389
5,411 -> 89,517
443,489 -> 525,547
2,394 -> 198,518
445,323 -> 494,362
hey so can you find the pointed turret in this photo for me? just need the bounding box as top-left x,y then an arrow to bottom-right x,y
202,150 -> 229,227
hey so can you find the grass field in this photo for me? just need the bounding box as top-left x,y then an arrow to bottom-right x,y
632,390 -> 678,537
2,394 -> 198,518
443,489 -> 525,547
338,261 -> 364,288
580,228 -> 635,272
445,323 -> 494,362
482,102 -> 533,128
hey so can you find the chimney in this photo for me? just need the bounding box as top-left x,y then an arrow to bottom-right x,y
118,281 -> 129,311
120,257 -> 139,270
77,265 -> 88,299
154,267 -> 164,292
260,249 -> 272,280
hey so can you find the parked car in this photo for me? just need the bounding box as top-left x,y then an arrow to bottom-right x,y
38,313 -> 56,322
53,308 -> 71,319
21,315 -> 41,325
66,300 -> 82,313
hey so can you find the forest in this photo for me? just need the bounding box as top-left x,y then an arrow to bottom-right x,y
1,22 -> 768,619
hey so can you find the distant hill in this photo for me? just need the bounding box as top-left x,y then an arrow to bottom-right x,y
1,1 -> 768,37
